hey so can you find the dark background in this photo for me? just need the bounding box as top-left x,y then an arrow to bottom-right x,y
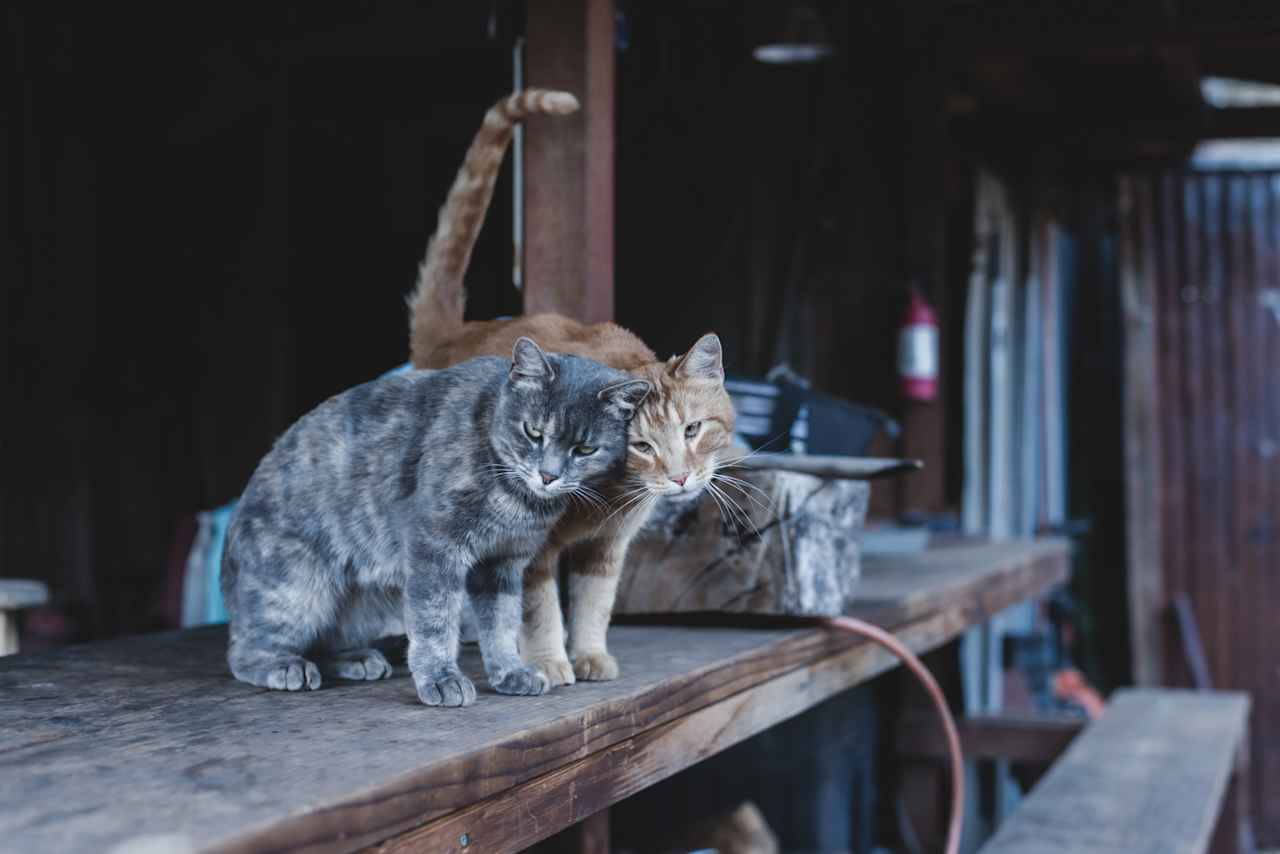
6,1 -> 961,642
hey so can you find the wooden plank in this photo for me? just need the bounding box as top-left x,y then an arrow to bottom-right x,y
523,0 -> 614,323
1119,174 -> 1165,686
979,689 -> 1251,854
366,607 -> 974,854
850,539 -> 1070,627
0,540 -> 1066,854
896,714 -> 1084,765
729,453 -> 922,481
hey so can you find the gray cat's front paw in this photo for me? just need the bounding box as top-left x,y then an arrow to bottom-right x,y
323,649 -> 393,681
572,651 -> 619,682
265,657 -> 322,691
491,665 -> 551,696
414,671 -> 477,707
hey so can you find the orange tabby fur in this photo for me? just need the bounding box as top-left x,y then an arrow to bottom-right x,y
408,90 -> 736,685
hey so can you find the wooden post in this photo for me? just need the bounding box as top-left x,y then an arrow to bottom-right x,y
1118,175 -> 1165,686
524,0 -> 615,323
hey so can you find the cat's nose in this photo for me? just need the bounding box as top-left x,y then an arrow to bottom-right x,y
670,473 -> 688,486
540,471 -> 559,485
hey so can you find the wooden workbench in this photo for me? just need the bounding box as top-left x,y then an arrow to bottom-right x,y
0,539 -> 1068,854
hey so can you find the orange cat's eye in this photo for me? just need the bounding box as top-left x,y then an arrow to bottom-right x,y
684,421 -> 702,439
630,441 -> 653,454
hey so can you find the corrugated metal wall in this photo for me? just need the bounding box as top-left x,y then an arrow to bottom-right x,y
1121,171 -> 1280,844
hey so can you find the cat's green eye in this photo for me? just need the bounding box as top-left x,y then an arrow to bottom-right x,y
684,421 -> 702,440
573,444 -> 597,456
523,422 -> 543,441
630,441 -> 653,454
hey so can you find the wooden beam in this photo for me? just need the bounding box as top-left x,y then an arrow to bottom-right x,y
0,541 -> 1069,854
366,607 -> 976,854
896,713 -> 1084,765
523,0 -> 615,323
978,690 -> 1250,854
1119,175 -> 1165,687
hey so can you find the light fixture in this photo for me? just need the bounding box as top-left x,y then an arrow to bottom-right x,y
753,3 -> 834,65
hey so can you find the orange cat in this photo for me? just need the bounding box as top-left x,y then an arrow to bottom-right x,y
408,90 -> 736,685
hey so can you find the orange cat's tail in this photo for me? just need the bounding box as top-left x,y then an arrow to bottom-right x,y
408,89 -> 580,367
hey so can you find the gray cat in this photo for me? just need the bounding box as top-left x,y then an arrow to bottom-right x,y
220,338 -> 650,707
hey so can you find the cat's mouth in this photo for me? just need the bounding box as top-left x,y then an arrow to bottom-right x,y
523,473 -> 579,500
652,476 -> 705,498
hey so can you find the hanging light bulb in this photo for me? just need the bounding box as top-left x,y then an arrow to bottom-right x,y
753,3 -> 834,65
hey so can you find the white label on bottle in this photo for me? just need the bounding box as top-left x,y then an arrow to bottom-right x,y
898,325 -> 938,379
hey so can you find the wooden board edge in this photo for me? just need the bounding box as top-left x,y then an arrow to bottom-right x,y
362,606 -> 975,854
212,543 -> 1067,854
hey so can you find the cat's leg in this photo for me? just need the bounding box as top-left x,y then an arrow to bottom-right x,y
470,557 -> 550,696
315,588 -> 398,681
224,541 -> 334,692
404,550 -> 476,707
567,554 -> 624,681
566,510 -> 648,682
520,541 -> 575,687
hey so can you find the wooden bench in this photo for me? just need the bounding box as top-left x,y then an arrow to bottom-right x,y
0,539 -> 1068,853
979,688 -> 1252,854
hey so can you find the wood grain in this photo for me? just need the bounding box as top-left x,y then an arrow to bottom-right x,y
850,538 -> 1070,627
523,0 -> 614,323
616,471 -> 869,616
1118,174 -> 1165,687
366,607 -> 975,854
979,689 -> 1250,854
0,540 -> 1067,854
1122,170 -> 1280,842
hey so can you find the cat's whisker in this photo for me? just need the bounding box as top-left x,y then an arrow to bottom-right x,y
710,473 -> 775,514
716,433 -> 788,469
706,481 -> 760,539
704,484 -> 732,530
597,486 -> 655,529
710,470 -> 773,501
573,487 -> 609,515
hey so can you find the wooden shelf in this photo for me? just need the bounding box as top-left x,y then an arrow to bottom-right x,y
0,539 -> 1068,854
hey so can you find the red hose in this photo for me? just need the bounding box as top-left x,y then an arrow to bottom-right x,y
821,616 -> 963,854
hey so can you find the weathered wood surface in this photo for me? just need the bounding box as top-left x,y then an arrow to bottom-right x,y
979,689 -> 1250,854
615,471 -> 870,615
0,540 -> 1066,854
523,0 -> 614,323
728,454 -> 922,481
852,538 -> 1069,626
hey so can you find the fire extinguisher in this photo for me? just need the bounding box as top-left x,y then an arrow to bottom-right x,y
898,288 -> 939,402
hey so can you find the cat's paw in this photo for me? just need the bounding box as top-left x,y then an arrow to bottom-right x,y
265,657 -> 322,692
324,649 -> 393,681
527,655 -> 576,687
572,651 -> 619,682
490,665 -> 551,696
414,671 -> 477,707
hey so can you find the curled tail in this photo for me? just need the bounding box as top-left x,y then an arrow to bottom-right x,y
408,89 -> 580,366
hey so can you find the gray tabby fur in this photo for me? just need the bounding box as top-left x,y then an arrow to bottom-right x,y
220,338 -> 650,707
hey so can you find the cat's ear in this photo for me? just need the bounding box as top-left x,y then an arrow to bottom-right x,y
598,379 -> 652,421
510,337 -> 556,386
670,332 -> 724,382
